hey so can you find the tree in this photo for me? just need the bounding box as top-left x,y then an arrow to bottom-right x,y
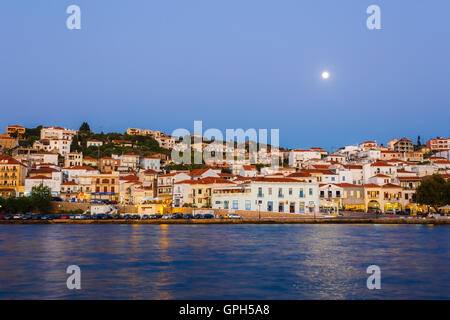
417,135 -> 422,147
415,174 -> 450,212
30,183 -> 53,213
79,122 -> 91,133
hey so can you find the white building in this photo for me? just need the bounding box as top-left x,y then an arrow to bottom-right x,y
40,126 -> 77,140
62,166 -> 99,183
87,139 -> 103,147
30,152 -> 59,166
212,177 -> 320,214
24,171 -> 62,196
64,152 -> 83,168
140,156 -> 161,171
289,149 -> 323,168
240,165 -> 258,177
362,161 -> 397,183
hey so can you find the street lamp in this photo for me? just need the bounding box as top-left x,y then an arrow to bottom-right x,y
258,202 -> 261,220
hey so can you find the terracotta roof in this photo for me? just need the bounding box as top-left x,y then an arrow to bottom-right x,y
371,174 -> 390,178
63,165 -> 96,171
190,168 -> 211,176
30,167 -> 60,174
143,169 -> 158,175
287,172 -> 311,178
120,175 -> 139,181
0,155 -> 24,166
27,175 -> 51,180
61,181 -> 78,185
175,177 -> 234,185
343,165 -> 363,169
251,177 -> 305,183
370,161 -> 393,167
382,183 -> 402,189
364,183 -> 380,188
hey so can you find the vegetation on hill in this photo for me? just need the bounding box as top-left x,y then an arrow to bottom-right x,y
69,122 -> 170,159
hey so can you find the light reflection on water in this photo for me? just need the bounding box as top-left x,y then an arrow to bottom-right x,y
0,224 -> 448,299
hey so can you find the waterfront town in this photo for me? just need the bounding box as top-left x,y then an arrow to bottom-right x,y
0,123 -> 449,217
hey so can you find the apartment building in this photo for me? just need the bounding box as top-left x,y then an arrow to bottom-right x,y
40,126 -> 77,140
139,156 -> 161,171
0,155 -> 27,197
426,137 -> 450,151
6,125 -> 26,137
289,149 -> 323,168
393,138 -> 413,153
0,134 -> 18,150
173,177 -> 235,207
64,152 -> 83,168
212,177 -> 320,214
98,157 -> 120,173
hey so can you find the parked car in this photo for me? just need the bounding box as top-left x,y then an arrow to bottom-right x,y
141,214 -> 149,220
131,214 -> 140,220
203,214 -> 214,219
162,214 -> 172,219
123,214 -> 132,220
149,214 -> 162,219
228,214 -> 242,219
60,215 -> 71,219
183,214 -> 193,219
193,214 -> 203,219
172,212 -> 183,219
5,214 -> 13,220
13,214 -> 24,220
0,215 -> 5,220
31,214 -> 42,220
113,214 -> 121,219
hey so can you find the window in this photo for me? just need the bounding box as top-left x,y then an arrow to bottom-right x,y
198,189 -> 202,194
289,188 -> 292,195
232,200 -> 238,209
320,191 -> 324,198
245,200 -> 251,211
224,201 -> 229,209
331,177 -> 335,182
299,202 -> 305,213
258,187 -> 263,197
268,188 -> 272,195
299,189 -> 304,198
309,188 -> 313,196
342,176 -> 346,181
267,201 -> 273,212
278,188 -> 283,197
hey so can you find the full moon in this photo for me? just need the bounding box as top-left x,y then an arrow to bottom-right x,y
321,71 -> 330,79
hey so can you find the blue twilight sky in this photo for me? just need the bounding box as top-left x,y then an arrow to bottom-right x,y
0,1 -> 449,151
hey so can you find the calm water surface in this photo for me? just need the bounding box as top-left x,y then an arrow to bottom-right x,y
0,224 -> 448,299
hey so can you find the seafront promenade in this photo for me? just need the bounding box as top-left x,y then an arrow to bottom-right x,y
1,217 -> 449,225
